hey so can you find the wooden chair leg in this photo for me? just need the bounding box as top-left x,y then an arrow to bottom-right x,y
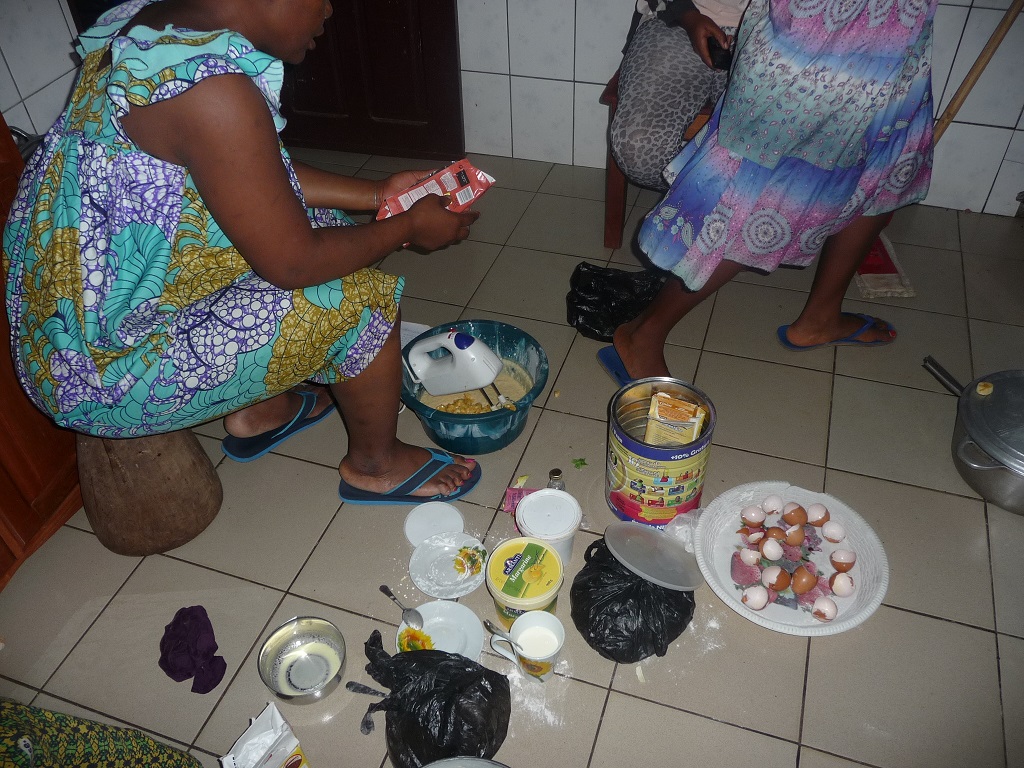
78,430 -> 222,556
604,147 -> 628,249
601,69 -> 629,250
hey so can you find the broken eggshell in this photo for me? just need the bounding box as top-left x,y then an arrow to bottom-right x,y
790,565 -> 817,595
821,520 -> 846,544
761,565 -> 791,592
741,505 -> 766,527
781,504 -> 808,527
806,503 -> 830,526
758,537 -> 784,561
761,494 -> 784,515
742,585 -> 770,610
829,572 -> 855,597
830,549 -> 857,573
812,596 -> 838,622
740,548 -> 762,567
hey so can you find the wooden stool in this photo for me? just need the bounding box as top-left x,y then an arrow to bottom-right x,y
77,430 -> 222,556
601,68 -> 713,248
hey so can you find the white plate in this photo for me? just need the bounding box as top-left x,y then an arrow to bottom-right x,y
694,481 -> 889,636
409,532 -> 487,599
404,501 -> 465,546
395,600 -> 485,660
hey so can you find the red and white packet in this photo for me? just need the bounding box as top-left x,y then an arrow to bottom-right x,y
375,158 -> 495,220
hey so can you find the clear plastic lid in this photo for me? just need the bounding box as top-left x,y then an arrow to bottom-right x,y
604,520 -> 704,591
404,501 -> 465,546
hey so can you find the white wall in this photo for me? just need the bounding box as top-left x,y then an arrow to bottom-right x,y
3,0 -> 1021,216
459,0 -> 1024,216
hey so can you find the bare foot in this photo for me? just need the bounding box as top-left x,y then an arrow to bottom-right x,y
613,322 -> 671,380
783,313 -> 896,348
224,385 -> 334,438
339,442 -> 475,498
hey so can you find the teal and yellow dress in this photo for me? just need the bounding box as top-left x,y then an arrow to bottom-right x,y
0,698 -> 201,767
2,0 -> 402,437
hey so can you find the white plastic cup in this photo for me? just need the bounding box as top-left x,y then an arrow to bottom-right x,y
489,610 -> 565,681
514,489 -> 582,567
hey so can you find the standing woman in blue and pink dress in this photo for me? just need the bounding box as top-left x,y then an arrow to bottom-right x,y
601,0 -> 936,382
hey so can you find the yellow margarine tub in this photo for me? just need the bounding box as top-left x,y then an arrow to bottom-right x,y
485,536 -> 563,629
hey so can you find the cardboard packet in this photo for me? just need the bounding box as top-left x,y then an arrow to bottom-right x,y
643,392 -> 707,446
376,158 -> 495,220
220,703 -> 310,768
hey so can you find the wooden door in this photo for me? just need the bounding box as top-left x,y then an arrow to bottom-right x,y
281,0 -> 465,160
1,116 -> 82,591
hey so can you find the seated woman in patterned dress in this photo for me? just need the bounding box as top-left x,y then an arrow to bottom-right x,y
2,0 -> 481,504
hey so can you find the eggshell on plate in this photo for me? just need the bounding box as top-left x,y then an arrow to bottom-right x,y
812,596 -> 838,621
759,537 -> 784,561
806,503 -> 830,526
830,549 -> 856,573
782,504 -> 808,527
822,520 -> 846,543
741,505 -> 766,527
742,585 -> 770,610
761,565 -> 791,591
790,565 -> 817,594
829,572 -> 855,597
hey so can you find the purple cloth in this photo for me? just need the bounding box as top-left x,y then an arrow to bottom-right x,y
158,605 -> 227,694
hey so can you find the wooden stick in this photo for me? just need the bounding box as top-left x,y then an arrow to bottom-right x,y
933,0 -> 1024,145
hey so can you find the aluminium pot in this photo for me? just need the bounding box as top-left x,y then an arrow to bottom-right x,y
924,357 -> 1024,515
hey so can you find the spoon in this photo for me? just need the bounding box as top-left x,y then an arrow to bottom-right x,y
483,619 -> 524,654
379,585 -> 424,630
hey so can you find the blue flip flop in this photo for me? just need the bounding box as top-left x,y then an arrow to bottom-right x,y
777,313 -> 896,351
337,448 -> 482,506
597,345 -> 634,387
221,390 -> 336,462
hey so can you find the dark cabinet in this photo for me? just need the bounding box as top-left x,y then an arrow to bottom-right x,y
66,0 -> 466,161
282,0 -> 465,160
1,114 -> 82,591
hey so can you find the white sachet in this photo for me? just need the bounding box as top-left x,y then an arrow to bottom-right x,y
220,702 -> 309,768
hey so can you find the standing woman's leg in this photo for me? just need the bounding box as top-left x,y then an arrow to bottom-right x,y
613,258 -> 746,378
781,212 -> 897,347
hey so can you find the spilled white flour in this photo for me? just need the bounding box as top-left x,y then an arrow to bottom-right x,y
503,668 -> 569,729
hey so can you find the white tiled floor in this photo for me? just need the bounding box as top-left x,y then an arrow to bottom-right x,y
2,152 -> 1023,768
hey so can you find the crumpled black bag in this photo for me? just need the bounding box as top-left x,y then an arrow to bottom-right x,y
565,262 -> 666,342
354,630 -> 511,768
570,538 -> 695,663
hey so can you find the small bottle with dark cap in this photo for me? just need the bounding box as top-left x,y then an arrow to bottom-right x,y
546,468 -> 566,491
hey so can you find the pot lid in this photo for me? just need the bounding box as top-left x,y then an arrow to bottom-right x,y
604,521 -> 704,591
960,370 -> 1024,475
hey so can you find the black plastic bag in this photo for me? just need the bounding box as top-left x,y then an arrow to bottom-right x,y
354,630 -> 511,768
570,538 -> 695,663
565,262 -> 666,342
